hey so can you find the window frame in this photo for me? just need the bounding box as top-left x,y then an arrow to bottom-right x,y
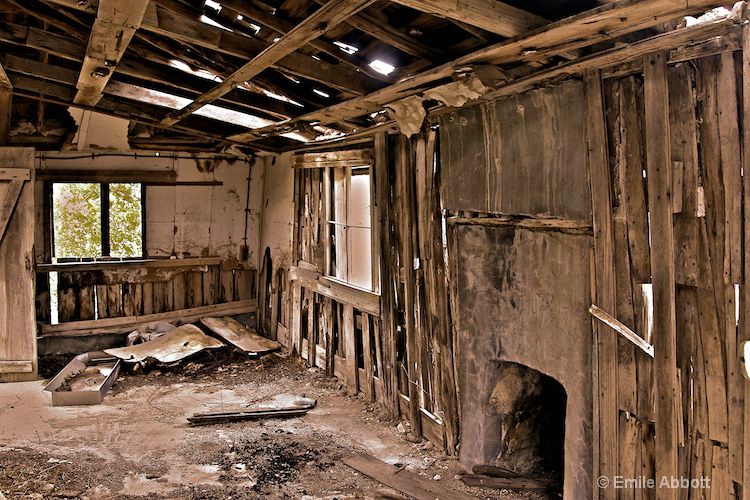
323,163 -> 379,293
50,181 -> 147,260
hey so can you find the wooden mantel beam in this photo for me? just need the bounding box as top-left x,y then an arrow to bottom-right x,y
390,0 -> 548,38
74,0 -> 150,106
159,0 -> 376,127
0,63 -> 11,144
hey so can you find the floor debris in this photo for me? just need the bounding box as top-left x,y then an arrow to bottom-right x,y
200,316 -> 283,354
104,324 -> 225,363
461,473 -> 560,492
343,453 -> 475,500
187,394 -> 317,426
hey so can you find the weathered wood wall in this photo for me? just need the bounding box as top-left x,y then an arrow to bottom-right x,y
0,147 -> 36,382
36,258 -> 256,329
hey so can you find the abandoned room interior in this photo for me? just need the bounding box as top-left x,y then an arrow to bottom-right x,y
2,0 -> 750,498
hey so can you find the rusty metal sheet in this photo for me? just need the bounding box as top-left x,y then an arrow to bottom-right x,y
104,324 -> 225,363
200,317 -> 281,354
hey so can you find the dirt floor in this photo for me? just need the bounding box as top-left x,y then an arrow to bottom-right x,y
0,352 -> 550,499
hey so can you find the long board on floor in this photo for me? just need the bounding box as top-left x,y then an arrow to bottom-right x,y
343,454 -> 475,500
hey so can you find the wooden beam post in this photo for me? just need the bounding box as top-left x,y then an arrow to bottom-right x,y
585,70 -> 617,500
74,0 -> 150,106
0,63 -> 11,145
160,0 -> 375,126
643,51 -> 678,500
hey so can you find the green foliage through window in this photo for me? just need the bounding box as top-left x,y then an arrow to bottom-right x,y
53,182 -> 143,259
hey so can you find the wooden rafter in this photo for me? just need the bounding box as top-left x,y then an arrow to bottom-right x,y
42,0 -> 384,97
214,0 -> 393,83
74,0 -> 150,106
159,0 -> 376,126
227,0 -> 730,143
0,62 -> 11,144
390,0 -> 548,38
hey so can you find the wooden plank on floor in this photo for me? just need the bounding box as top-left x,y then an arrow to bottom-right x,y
343,454 -> 474,500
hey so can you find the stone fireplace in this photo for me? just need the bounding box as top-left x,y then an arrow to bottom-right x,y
451,224 -> 593,499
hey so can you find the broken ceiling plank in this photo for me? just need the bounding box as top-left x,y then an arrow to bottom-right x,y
390,0 -> 548,38
227,0 -> 734,143
73,0 -> 151,106
159,0 -> 376,126
0,62 -> 11,144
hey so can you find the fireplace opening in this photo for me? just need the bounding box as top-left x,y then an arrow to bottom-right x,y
490,362 -> 567,480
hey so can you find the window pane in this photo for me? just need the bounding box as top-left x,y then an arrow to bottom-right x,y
348,226 -> 372,290
109,183 -> 143,257
53,183 -> 101,258
348,168 -> 371,228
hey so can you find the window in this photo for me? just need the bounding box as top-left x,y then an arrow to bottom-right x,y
52,182 -> 144,259
326,166 -> 374,290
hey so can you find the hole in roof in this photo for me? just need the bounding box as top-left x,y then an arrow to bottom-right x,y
168,60 -> 222,83
313,89 -> 330,98
200,15 -> 233,32
333,41 -> 359,55
311,55 -> 321,61
369,59 -> 395,76
114,84 -> 276,130
204,0 -> 221,11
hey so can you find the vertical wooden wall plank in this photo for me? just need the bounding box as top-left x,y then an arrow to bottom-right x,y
740,16 -> 750,499
585,70 -> 618,500
343,304 -> 358,393
374,132 -> 399,418
643,51 -> 678,500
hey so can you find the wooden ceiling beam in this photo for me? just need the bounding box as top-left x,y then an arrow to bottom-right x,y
389,0 -> 548,38
159,0 -> 376,126
0,62 -> 11,144
73,0 -> 150,106
313,0 -> 442,61
215,0 -> 393,83
0,22 -> 303,120
43,0 -> 385,97
227,0 -> 730,143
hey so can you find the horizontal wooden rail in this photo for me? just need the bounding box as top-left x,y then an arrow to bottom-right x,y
41,299 -> 257,337
290,266 -> 380,316
37,257 -> 221,273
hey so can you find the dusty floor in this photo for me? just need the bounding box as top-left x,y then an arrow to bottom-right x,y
0,353 -> 549,499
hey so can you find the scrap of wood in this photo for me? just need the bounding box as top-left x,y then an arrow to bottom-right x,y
343,454 -> 475,500
589,305 -> 654,357
460,474 -> 558,491
188,395 -> 317,426
200,316 -> 282,354
471,464 -> 520,478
